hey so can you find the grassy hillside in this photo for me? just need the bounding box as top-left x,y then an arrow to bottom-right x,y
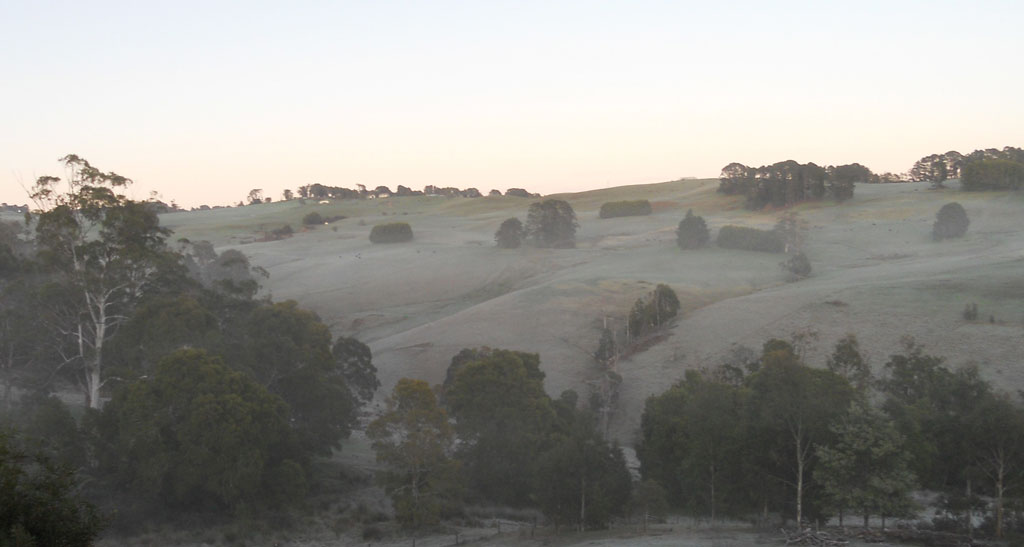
160,179 -> 1024,445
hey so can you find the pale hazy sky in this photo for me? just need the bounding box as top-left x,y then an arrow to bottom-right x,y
2,1 -> 1022,207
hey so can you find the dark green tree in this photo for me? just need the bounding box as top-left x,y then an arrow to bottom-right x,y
0,429 -> 105,546
525,199 -> 578,248
747,344 -> 855,525
628,480 -> 669,534
826,334 -> 872,392
444,348 -> 555,505
368,379 -> 461,532
332,336 -> 380,404
244,300 -> 355,455
533,414 -> 631,531
102,349 -> 302,512
676,209 -> 709,250
966,394 -> 1024,538
933,202 -> 969,240
494,217 -> 525,249
879,339 -> 990,491
814,402 -> 916,528
627,284 -> 680,341
637,371 -> 749,519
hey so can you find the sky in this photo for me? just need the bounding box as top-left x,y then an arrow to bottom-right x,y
1,1 -> 1022,208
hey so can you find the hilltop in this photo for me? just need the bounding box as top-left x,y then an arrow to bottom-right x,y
159,179 -> 1024,445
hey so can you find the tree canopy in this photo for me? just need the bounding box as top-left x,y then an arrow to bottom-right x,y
525,199 -> 578,248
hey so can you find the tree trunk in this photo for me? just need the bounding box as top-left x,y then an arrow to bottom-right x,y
996,455 -> 1005,539
795,434 -> 804,526
710,462 -> 716,524
966,479 -> 973,539
579,475 -> 586,532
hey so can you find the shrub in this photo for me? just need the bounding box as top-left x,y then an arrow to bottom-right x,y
494,217 -> 524,249
780,251 -> 812,279
598,200 -> 652,219
932,202 -> 969,240
369,222 -> 413,243
676,209 -> 709,249
0,430 -> 106,546
716,225 -> 784,253
963,303 -> 978,321
303,211 -> 324,225
270,224 -> 293,239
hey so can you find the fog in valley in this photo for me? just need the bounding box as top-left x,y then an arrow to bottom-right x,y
3,2 -> 1024,546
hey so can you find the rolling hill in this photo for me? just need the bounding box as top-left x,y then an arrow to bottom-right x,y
159,179 -> 1024,446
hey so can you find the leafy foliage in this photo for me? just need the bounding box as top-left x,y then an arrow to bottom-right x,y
0,429 -> 105,546
533,409 -> 631,531
961,159 -> 1024,191
826,335 -> 871,392
627,284 -> 680,341
814,403 -> 916,527
675,209 -> 709,250
368,379 -> 460,530
444,349 -> 554,505
932,202 -> 969,240
302,211 -> 324,225
101,349 -> 302,512
369,222 -> 413,243
494,217 -> 524,249
717,160 -> 864,209
598,200 -> 652,219
27,155 -> 181,409
244,301 -> 355,455
525,199 -> 578,248
332,336 -> 380,404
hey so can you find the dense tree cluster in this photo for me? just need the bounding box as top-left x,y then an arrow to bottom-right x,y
910,146 -> 1024,188
961,159 -> 1024,191
0,157 -> 380,535
639,335 -> 1024,539
717,160 -> 867,209
598,200 -> 652,218
372,348 -> 632,532
0,429 -> 105,546
627,284 -> 680,341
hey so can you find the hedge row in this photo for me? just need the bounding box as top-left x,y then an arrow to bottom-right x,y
716,225 -> 784,253
961,159 -> 1024,191
369,222 -> 413,243
598,200 -> 652,219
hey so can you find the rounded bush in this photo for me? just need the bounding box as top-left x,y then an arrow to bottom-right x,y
369,222 -> 413,244
303,211 -> 324,225
599,200 -> 652,219
932,202 -> 969,240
